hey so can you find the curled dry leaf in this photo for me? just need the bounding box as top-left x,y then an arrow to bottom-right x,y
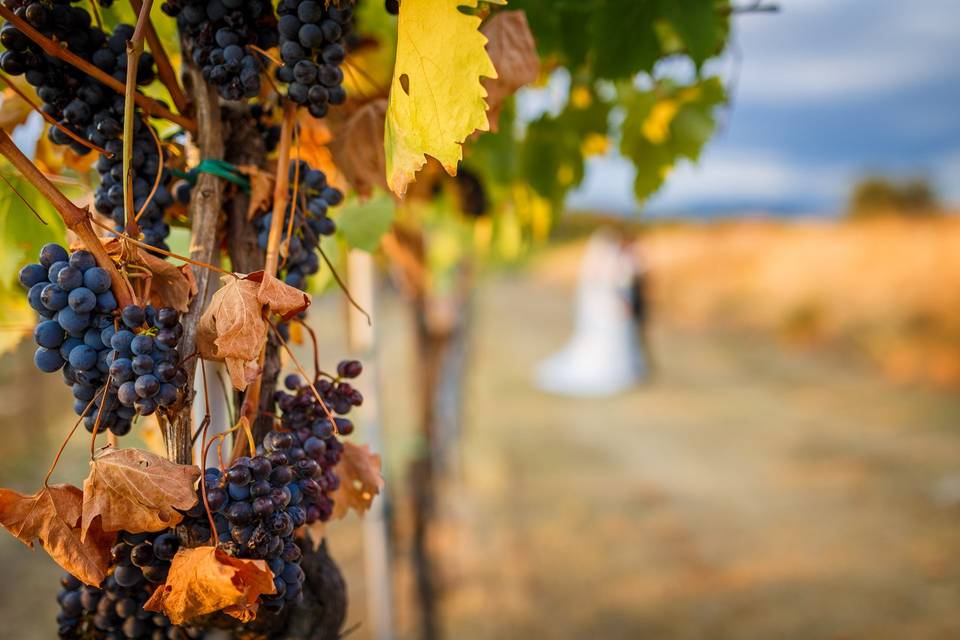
0,484 -> 114,586
102,238 -> 195,312
330,99 -> 388,197
81,447 -> 200,540
237,164 -> 275,221
330,442 -> 384,520
138,250 -> 195,313
197,272 -> 311,389
143,546 -> 276,625
247,270 -> 311,320
482,10 -> 539,132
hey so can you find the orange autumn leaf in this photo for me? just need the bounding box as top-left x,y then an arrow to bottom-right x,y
0,484 -> 114,586
294,112 -> 347,190
330,442 -> 384,520
482,11 -> 539,132
81,448 -> 200,540
143,546 -> 276,625
197,272 -> 310,389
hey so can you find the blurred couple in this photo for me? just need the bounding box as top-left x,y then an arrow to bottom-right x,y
536,228 -> 653,397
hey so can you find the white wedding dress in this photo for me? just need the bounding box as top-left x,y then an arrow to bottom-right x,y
535,230 -> 646,397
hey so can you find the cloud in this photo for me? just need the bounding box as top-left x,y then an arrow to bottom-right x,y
728,0 -> 960,104
568,148 -> 852,215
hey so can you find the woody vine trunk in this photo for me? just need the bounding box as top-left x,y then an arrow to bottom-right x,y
163,56 -> 347,640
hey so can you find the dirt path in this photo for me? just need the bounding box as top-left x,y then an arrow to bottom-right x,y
430,274 -> 960,640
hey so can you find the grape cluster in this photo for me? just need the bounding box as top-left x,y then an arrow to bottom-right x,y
250,103 -> 282,153
19,244 -> 188,435
0,3 -> 154,155
191,445 -> 308,615
0,7 -> 174,252
92,106 -> 175,253
56,571 -> 204,639
255,160 -> 342,292
110,529 -> 180,591
19,243 -> 132,436
274,0 -> 352,118
274,363 -> 364,525
106,305 -> 186,418
454,168 -> 489,217
162,0 -> 277,101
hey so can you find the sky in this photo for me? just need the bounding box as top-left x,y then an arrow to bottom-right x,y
560,0 -> 960,217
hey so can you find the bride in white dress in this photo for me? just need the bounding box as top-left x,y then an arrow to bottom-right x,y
535,229 -> 647,397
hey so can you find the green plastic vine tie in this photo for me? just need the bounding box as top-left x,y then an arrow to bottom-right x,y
173,159 -> 250,193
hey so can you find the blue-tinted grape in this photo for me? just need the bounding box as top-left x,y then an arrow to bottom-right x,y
67,287 -> 97,313
35,347 -> 65,372
34,319 -> 64,349
19,263 -> 48,288
83,267 -> 111,293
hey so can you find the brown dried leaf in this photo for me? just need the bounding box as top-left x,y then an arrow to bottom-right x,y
100,239 -> 195,312
330,99 -> 388,197
482,11 -> 539,131
81,448 -> 200,540
0,484 -> 115,586
237,165 -> 275,221
247,270 -> 311,320
139,250 -> 194,313
330,442 -> 384,520
143,546 -> 276,625
197,275 -> 267,390
198,272 -> 310,389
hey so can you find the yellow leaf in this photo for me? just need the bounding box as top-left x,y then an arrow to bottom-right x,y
385,0 -> 499,195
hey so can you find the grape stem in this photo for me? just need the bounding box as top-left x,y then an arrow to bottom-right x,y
0,5 -> 196,133
129,0 -> 190,114
122,0 -> 154,240
42,395 -> 98,487
236,102 -> 297,451
0,130 -> 136,308
88,371 -> 113,458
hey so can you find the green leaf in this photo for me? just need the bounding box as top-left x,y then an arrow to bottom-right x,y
0,174 -> 66,290
520,113 -> 584,205
336,193 -> 396,253
660,0 -> 730,69
590,0 -> 661,79
619,77 -> 726,202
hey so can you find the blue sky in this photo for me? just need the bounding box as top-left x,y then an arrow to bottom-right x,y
560,0 -> 960,216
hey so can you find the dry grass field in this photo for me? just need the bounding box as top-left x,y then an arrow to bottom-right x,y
541,216 -> 960,388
